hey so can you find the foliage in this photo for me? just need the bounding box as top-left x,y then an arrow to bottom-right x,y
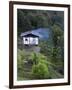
17,9 -> 64,80
17,9 -> 64,35
51,24 -> 64,63
17,49 -> 25,69
30,52 -> 47,65
17,49 -> 25,79
31,62 -> 48,79
39,40 -> 53,57
17,48 -> 64,80
29,52 -> 49,79
51,24 -> 63,47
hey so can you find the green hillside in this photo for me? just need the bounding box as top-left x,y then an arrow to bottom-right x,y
17,9 -> 64,80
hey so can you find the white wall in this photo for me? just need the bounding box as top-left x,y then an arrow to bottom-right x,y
23,37 -> 38,45
0,0 -> 72,90
23,37 -> 30,44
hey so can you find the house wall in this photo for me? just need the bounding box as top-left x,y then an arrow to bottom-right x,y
23,37 -> 38,45
23,37 -> 29,44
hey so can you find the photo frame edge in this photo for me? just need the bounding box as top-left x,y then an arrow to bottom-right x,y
9,1 -> 70,89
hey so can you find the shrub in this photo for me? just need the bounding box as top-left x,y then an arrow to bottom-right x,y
30,52 -> 47,65
31,62 -> 49,79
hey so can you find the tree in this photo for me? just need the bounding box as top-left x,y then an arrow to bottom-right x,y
51,24 -> 64,75
51,24 -> 63,47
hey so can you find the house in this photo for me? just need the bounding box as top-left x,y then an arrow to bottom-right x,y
20,31 -> 39,46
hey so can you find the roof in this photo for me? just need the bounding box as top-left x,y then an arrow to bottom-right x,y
20,31 -> 39,37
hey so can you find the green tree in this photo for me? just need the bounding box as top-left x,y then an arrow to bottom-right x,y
52,24 -> 63,47
51,24 -> 64,75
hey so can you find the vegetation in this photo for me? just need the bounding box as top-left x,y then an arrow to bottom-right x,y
31,62 -> 48,79
17,9 -> 64,35
17,9 -> 64,80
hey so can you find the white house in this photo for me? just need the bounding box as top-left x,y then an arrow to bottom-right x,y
20,32 -> 39,45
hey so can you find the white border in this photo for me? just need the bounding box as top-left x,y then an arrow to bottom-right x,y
13,5 -> 68,85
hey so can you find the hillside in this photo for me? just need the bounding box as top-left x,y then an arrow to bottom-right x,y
17,9 -> 64,80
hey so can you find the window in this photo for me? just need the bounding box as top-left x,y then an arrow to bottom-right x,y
25,38 -> 28,41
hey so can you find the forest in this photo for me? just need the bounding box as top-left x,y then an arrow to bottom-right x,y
17,9 -> 64,80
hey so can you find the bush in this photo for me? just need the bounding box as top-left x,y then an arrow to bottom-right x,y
31,62 -> 49,79
17,49 -> 25,70
28,52 -> 49,79
30,52 -> 47,65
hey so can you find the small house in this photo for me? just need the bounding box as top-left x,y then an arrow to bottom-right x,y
20,31 -> 39,46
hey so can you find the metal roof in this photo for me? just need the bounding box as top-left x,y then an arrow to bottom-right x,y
20,31 -> 40,37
